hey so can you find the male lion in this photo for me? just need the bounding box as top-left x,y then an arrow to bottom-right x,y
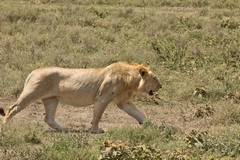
0,62 -> 161,133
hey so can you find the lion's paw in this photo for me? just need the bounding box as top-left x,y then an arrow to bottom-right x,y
90,128 -> 105,134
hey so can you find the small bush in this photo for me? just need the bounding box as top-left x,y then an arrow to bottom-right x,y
99,139 -> 162,160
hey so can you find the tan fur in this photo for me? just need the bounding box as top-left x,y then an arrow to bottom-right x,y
1,62 -> 162,133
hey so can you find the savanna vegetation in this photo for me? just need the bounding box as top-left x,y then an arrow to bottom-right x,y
0,0 -> 240,159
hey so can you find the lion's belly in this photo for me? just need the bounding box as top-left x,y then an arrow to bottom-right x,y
55,73 -> 102,107
56,94 -> 95,107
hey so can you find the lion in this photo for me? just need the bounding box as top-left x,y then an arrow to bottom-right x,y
0,62 -> 162,133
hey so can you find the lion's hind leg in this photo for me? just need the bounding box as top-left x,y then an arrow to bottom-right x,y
3,96 -> 35,124
3,103 -> 21,124
3,88 -> 45,124
42,97 -> 67,132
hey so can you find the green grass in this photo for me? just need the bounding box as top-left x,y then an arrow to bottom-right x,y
0,0 -> 240,159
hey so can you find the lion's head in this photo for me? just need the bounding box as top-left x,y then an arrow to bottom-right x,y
105,62 -> 162,98
138,66 -> 162,96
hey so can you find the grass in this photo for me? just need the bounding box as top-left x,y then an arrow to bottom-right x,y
0,0 -> 240,159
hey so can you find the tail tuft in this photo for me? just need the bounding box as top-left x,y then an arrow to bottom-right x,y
0,108 -> 5,116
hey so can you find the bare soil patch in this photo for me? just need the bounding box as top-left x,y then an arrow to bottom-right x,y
0,97 -> 214,133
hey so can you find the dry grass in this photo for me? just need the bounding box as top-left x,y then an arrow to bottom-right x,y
0,0 -> 240,159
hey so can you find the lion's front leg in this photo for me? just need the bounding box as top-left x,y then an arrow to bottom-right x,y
117,102 -> 146,124
91,100 -> 110,134
42,97 -> 68,132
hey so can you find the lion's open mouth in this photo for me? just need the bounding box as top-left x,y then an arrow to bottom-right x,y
149,90 -> 154,96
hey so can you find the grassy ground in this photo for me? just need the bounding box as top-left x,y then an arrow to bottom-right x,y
0,0 -> 240,159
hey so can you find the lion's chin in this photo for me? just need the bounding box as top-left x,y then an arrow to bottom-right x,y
148,90 -> 154,96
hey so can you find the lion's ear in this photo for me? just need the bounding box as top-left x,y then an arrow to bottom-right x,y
139,68 -> 148,77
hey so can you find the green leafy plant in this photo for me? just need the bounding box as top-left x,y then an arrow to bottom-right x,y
185,130 -> 208,149
99,139 -> 162,160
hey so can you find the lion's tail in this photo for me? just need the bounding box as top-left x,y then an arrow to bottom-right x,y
0,108 -> 5,116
